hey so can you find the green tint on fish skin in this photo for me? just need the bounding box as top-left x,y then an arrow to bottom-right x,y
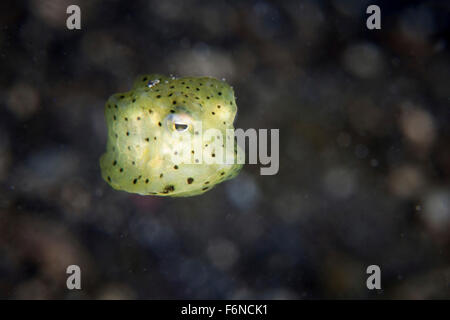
99,74 -> 243,197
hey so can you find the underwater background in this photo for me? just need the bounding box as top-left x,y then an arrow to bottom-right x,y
0,0 -> 449,299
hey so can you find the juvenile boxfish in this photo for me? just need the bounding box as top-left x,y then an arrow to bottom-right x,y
99,74 -> 243,197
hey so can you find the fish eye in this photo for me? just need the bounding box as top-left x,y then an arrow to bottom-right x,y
174,123 -> 189,132
165,113 -> 192,133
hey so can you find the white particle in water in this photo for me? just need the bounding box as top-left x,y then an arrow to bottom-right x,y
147,79 -> 160,88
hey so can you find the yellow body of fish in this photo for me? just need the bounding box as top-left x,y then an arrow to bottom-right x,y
99,74 -> 243,197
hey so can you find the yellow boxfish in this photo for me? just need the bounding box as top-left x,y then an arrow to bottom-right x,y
99,74 -> 243,197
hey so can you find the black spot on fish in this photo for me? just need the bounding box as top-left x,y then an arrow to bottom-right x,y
163,185 -> 175,193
